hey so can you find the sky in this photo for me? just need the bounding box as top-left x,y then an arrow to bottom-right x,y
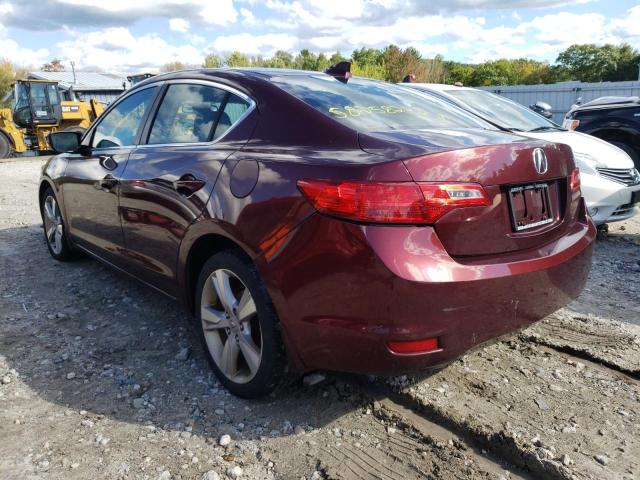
0,0 -> 639,74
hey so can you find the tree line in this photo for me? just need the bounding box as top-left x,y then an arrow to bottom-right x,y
1,43 -> 639,106
165,43 -> 640,86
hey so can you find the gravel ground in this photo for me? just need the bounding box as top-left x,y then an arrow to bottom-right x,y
1,158 -> 639,480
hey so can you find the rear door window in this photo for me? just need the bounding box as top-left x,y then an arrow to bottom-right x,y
271,75 -> 494,132
148,84 -> 251,144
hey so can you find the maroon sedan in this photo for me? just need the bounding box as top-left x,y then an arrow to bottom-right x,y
40,68 -> 595,397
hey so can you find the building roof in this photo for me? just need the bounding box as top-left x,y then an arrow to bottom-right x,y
27,71 -> 127,91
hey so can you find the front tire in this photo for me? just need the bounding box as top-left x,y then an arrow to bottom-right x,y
0,133 -> 14,160
40,187 -> 75,261
195,251 -> 286,398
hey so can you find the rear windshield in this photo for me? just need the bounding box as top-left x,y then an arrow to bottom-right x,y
270,75 -> 494,132
445,89 -> 558,131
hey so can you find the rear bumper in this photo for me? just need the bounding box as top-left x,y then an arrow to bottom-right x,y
261,214 -> 595,375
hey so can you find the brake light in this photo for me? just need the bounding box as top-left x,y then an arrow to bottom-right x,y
570,168 -> 581,191
297,180 -> 490,224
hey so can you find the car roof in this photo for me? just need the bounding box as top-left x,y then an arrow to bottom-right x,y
576,96 -> 640,109
407,83 -> 475,92
132,67 -> 385,92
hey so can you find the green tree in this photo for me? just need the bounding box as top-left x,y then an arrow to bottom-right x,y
351,47 -> 383,67
382,45 -> 430,83
161,61 -> 186,72
443,61 -> 475,85
329,51 -> 347,65
0,59 -> 15,105
271,50 -> 294,68
556,43 -> 640,82
203,54 -> 223,68
468,59 -> 516,86
316,53 -> 330,71
294,49 -> 319,70
351,61 -> 386,80
225,51 -> 250,67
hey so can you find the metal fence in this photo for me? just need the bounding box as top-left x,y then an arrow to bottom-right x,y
480,81 -> 640,124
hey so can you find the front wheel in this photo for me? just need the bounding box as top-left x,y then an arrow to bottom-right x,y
195,251 -> 286,398
40,187 -> 75,261
0,133 -> 14,160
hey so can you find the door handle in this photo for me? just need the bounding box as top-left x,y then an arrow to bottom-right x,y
174,174 -> 206,196
98,174 -> 118,191
99,155 -> 118,171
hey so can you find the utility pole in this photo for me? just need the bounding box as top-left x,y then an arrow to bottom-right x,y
70,61 -> 77,85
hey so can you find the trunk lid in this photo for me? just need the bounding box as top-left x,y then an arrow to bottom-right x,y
361,129 -> 578,257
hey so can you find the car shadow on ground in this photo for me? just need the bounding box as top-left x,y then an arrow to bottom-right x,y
0,223 -> 397,442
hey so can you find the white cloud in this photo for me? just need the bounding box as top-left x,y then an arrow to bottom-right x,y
608,5 -> 640,40
169,18 -> 189,33
212,32 -> 297,56
0,38 -> 49,67
1,0 -> 238,29
240,7 -> 258,26
199,0 -> 238,26
56,27 -> 203,73
522,12 -> 608,46
0,0 -> 639,72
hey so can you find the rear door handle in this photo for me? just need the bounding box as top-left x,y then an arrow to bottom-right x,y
174,174 -> 206,196
98,174 -> 118,191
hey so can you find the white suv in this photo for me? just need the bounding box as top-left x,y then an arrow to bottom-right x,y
401,83 -> 640,225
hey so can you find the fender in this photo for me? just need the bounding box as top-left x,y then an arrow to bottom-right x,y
176,215 -> 312,373
176,216 -> 262,307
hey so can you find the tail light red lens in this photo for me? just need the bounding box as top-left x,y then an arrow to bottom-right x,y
297,179 -> 490,224
569,168 -> 581,192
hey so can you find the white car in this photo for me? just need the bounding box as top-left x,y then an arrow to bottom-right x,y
401,83 -> 640,225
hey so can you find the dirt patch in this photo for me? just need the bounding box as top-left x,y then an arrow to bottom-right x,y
522,312 -> 640,376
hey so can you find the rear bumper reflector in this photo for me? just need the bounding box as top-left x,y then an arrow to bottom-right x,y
387,337 -> 440,355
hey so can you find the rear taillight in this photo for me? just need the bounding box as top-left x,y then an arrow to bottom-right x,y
297,180 -> 490,224
570,168 -> 581,192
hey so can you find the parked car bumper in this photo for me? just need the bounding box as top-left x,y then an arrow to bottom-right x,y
581,171 -> 640,224
262,209 -> 596,376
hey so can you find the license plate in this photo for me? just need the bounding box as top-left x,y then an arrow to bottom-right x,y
508,183 -> 554,231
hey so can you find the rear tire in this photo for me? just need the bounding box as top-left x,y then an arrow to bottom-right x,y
610,141 -> 640,170
40,186 -> 75,261
195,251 -> 286,398
0,133 -> 14,159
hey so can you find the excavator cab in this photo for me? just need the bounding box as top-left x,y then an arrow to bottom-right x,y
12,80 -> 62,129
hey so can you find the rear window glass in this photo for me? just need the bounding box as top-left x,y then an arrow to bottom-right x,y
270,75 -> 493,132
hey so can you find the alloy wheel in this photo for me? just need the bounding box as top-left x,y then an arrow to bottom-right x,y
43,195 -> 64,255
200,269 -> 262,384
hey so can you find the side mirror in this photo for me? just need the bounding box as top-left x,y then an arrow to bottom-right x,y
48,131 -> 82,153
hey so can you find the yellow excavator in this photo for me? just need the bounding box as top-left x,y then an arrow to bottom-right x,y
0,79 -> 104,159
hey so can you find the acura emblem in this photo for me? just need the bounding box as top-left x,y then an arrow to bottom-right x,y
533,148 -> 548,175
